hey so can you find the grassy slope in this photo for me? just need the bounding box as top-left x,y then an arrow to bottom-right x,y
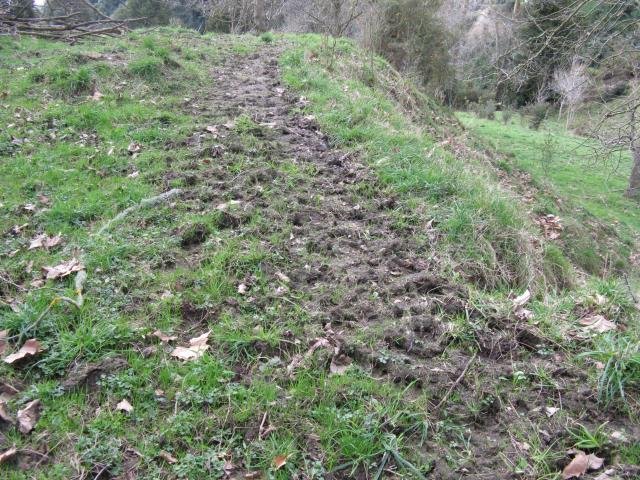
0,29 -> 638,479
458,111 -> 639,276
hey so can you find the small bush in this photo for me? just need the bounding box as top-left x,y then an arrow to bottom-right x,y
501,109 -> 513,124
479,100 -> 496,120
260,31 -> 274,43
129,57 -> 163,79
527,103 -> 548,130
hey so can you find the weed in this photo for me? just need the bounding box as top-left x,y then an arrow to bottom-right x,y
580,333 -> 640,405
568,423 -> 608,450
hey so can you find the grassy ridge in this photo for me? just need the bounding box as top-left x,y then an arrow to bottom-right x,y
280,35 -> 540,290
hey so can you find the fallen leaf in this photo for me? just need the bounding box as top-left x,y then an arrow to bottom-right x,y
244,472 -> 261,479
28,233 -> 62,250
116,399 -> 133,413
90,89 -> 103,101
127,171 -> 140,178
0,447 -> 17,465
158,450 -> 177,464
537,214 -> 563,239
127,142 -> 142,154
216,200 -> 241,211
37,194 -> 51,205
23,203 -> 37,213
4,339 -> 42,364
545,406 -> 560,417
563,452 -> 589,479
273,455 -> 288,470
0,401 -> 15,424
275,272 -> 291,283
237,283 -> 248,294
579,315 -> 617,334
152,330 -> 177,343
42,258 -> 84,280
513,290 -> 531,309
17,399 -> 41,433
170,331 -> 210,361
594,469 -> 616,480
587,454 -> 604,470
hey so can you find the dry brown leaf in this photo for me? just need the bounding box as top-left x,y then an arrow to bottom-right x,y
37,194 -> 51,205
42,258 -> 84,280
273,455 -> 288,470
4,339 -> 43,365
90,90 -> 103,101
17,399 -> 41,434
23,203 -> 37,213
237,283 -> 248,294
170,331 -> 210,361
116,399 -> 133,413
579,315 -> 617,334
127,171 -> 140,179
0,447 -> 17,465
537,214 -> 563,239
0,401 -> 15,424
28,233 -> 62,250
244,472 -> 261,479
563,452 -> 589,479
0,330 -> 7,356
152,330 -> 177,343
158,450 -> 178,464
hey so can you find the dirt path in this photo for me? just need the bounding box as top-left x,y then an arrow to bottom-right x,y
179,46 -> 637,479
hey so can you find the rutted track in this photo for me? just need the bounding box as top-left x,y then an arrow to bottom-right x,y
175,46 -> 637,479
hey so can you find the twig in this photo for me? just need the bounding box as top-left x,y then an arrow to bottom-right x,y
96,189 -> 182,235
434,352 -> 478,410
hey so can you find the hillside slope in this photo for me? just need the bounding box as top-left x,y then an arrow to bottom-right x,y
0,29 -> 638,479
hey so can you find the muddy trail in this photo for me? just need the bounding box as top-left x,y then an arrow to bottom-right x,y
167,46 -> 638,479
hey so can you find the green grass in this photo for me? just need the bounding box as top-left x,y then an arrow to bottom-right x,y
280,35 -> 537,290
458,111 -> 639,274
1,28 -> 639,479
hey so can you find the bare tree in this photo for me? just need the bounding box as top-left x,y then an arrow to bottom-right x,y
254,0 -> 265,32
552,57 -> 589,128
500,0 -> 640,198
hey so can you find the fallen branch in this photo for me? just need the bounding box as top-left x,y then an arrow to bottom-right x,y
97,189 -> 182,235
0,12 -> 144,41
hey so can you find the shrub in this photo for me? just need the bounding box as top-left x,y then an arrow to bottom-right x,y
527,103 -> 548,130
260,31 -> 274,43
501,109 -> 513,124
479,100 -> 496,120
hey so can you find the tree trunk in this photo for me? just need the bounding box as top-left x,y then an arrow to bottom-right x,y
626,146 -> 640,198
254,0 -> 266,32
